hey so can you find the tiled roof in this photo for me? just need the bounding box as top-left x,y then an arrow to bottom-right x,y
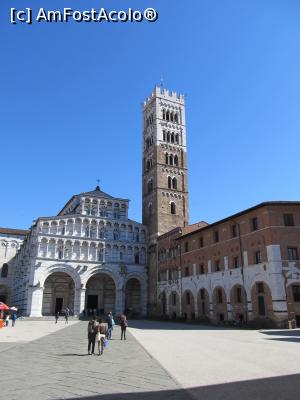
0,227 -> 30,236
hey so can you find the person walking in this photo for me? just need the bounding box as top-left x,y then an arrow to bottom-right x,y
96,319 -> 107,356
120,314 -> 128,341
87,316 -> 97,355
11,313 -> 17,327
64,307 -> 70,324
55,310 -> 59,324
5,314 -> 10,327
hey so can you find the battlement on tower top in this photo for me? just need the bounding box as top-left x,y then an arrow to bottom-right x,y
143,86 -> 185,107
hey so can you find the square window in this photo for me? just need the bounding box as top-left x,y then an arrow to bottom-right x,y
288,247 -> 299,261
233,256 -> 239,269
284,214 -> 294,226
199,264 -> 205,274
214,231 -> 219,243
251,217 -> 258,231
184,242 -> 189,253
215,259 -> 220,272
231,225 -> 237,238
255,250 -> 262,264
199,237 -> 204,248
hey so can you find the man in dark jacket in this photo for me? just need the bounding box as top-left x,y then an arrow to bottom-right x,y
87,317 -> 97,355
106,312 -> 113,339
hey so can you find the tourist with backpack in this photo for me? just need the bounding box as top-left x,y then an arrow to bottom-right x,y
87,316 -> 97,355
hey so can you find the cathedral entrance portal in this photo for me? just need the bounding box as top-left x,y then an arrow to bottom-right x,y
125,278 -> 141,317
85,274 -> 116,315
42,272 -> 75,316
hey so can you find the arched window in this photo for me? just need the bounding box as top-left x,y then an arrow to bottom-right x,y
170,202 -> 176,215
99,227 -> 104,239
174,155 -> 178,166
167,132 -> 170,142
168,176 -> 172,189
1,263 -> 8,278
171,133 -> 174,143
98,248 -> 104,261
174,113 -> 178,123
172,178 -> 177,190
165,153 -> 169,164
58,246 -> 63,260
163,130 -> 166,141
170,112 -> 174,122
169,154 -> 174,166
113,228 -> 119,240
134,251 -> 140,264
175,134 -> 179,144
162,109 -> 166,120
148,204 -> 152,216
166,111 -> 170,121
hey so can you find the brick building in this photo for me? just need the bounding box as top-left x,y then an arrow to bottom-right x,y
157,202 -> 300,328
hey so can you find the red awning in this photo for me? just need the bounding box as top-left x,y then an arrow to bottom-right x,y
0,302 -> 10,310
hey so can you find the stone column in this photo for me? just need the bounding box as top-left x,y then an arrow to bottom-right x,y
74,287 -> 86,316
227,303 -> 232,320
116,285 -> 124,315
28,286 -> 44,317
194,293 -> 198,319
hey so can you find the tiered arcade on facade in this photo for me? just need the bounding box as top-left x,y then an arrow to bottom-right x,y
157,202 -> 300,328
11,186 -> 148,317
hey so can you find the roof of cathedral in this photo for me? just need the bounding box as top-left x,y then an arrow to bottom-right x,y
79,186 -> 129,201
80,186 -> 114,199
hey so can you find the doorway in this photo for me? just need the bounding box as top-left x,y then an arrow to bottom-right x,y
55,298 -> 63,313
87,295 -> 98,310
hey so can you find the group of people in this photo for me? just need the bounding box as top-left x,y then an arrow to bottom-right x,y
1,313 -> 17,327
87,312 -> 128,355
55,307 -> 71,324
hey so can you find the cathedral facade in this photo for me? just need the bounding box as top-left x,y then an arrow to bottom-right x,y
11,186 -> 148,317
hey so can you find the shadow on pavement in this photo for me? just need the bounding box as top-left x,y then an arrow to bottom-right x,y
261,330 -> 300,337
128,319 -> 238,331
266,338 -> 300,343
65,373 -> 300,400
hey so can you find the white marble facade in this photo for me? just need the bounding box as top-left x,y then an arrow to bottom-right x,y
0,229 -> 28,305
11,186 -> 148,317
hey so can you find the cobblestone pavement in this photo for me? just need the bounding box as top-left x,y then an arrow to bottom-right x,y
0,322 -> 190,400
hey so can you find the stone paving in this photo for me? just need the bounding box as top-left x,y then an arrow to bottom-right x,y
1,320 -> 300,400
0,321 -> 189,400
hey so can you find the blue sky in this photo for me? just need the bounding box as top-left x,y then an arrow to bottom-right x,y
0,0 -> 299,229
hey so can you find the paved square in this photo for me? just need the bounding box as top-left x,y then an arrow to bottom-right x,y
1,320 -> 300,400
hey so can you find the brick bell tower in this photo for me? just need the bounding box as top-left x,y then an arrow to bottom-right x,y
142,86 -> 189,315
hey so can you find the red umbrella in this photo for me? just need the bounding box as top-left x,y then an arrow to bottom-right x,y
0,302 -> 9,310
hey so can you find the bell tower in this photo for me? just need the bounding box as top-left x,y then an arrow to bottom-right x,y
142,86 -> 189,242
142,86 -> 189,315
